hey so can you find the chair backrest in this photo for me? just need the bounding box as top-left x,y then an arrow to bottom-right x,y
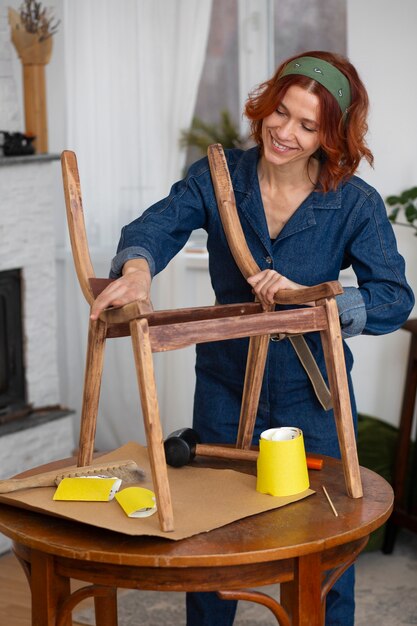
207,144 -> 343,305
61,150 -> 96,306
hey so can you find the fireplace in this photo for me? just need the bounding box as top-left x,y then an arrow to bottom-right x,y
0,268 -> 29,422
0,155 -> 77,553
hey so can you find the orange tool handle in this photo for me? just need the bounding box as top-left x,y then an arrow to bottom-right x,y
306,457 -> 324,471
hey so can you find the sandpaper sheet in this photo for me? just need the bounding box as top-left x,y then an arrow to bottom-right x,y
0,441 -> 314,540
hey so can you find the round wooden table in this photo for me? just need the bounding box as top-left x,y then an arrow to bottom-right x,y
0,455 -> 392,626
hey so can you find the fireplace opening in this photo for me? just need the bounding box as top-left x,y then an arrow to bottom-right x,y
0,268 -> 29,423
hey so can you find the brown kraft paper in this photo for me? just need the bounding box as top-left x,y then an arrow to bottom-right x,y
0,441 -> 314,540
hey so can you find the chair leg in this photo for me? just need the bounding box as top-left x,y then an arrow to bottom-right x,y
320,298 -> 363,498
94,587 -> 118,626
130,318 -> 174,532
236,333 -> 270,449
77,318 -> 107,467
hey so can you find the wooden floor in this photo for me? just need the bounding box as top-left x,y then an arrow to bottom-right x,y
0,551 -> 32,626
0,549 -> 90,626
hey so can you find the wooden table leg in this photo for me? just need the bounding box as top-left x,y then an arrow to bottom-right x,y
280,553 -> 323,626
217,588 -> 290,625
383,320 -> 417,552
94,587 -> 118,626
31,550 -> 71,626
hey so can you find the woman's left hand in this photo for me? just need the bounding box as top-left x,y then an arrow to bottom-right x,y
247,270 -> 307,309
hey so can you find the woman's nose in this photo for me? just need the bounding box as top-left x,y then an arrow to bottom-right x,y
278,118 -> 296,139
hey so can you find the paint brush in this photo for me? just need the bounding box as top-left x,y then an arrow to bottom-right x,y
0,460 -> 146,494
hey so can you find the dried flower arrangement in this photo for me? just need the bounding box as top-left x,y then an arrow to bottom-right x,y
8,0 -> 59,153
18,0 -> 60,42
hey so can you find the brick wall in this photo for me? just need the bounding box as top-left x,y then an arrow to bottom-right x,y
0,159 -> 61,407
0,154 -> 76,553
0,154 -> 75,553
0,2 -> 62,409
0,411 -> 74,553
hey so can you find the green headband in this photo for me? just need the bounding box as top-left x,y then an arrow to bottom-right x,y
279,56 -> 351,115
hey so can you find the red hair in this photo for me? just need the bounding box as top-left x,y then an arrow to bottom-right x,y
244,51 -> 374,192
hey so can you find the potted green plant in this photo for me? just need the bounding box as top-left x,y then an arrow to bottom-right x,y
180,110 -> 250,177
386,186 -> 417,236
180,110 -> 248,155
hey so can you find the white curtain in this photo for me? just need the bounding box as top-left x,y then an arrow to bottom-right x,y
60,0 -> 212,450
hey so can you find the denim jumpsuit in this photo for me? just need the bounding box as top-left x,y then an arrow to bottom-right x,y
111,147 -> 414,626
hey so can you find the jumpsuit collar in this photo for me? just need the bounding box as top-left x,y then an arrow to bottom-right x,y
229,146 -> 342,252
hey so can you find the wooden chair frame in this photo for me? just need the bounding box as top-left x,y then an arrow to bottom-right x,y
61,148 -> 362,533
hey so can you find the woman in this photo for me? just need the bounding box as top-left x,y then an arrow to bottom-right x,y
91,51 -> 414,625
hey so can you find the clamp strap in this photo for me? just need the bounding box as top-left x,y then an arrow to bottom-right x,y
271,333 -> 332,411
289,335 -> 332,411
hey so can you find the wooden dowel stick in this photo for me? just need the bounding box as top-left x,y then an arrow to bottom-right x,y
322,485 -> 338,517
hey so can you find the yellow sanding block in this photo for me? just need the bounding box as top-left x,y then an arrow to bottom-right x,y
53,476 -> 122,501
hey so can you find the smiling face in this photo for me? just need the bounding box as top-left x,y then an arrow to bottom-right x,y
261,85 -> 321,171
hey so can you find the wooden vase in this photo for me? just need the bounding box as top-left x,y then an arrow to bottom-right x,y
8,8 -> 53,154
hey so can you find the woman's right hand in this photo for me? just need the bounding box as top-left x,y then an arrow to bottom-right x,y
90,259 -> 152,320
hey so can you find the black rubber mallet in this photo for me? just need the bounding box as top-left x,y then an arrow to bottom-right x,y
163,427 -> 323,469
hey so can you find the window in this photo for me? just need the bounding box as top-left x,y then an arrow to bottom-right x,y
186,0 -> 346,163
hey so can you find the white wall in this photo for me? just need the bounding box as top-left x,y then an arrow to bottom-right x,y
347,0 -> 417,427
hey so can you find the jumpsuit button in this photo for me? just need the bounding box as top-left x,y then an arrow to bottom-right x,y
265,256 -> 272,264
